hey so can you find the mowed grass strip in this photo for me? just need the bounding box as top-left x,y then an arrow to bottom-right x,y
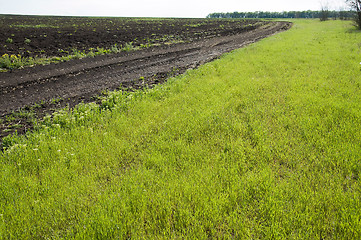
1,20 -> 361,239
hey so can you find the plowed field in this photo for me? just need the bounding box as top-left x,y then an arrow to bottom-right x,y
0,15 -> 292,142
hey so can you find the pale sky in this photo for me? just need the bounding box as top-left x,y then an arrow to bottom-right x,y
0,0 -> 348,18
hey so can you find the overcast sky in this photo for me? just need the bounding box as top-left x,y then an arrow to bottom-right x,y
0,0 -> 348,18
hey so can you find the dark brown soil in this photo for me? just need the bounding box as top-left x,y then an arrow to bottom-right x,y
1,15 -> 268,58
0,16 -> 292,146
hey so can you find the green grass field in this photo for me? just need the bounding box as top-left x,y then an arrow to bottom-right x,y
1,19 -> 361,239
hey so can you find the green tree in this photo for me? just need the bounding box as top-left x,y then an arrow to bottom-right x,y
320,1 -> 330,21
346,0 -> 361,29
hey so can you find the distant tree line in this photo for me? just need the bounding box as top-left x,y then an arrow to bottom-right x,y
206,11 -> 354,20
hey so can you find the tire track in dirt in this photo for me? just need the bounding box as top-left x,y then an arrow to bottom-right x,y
0,21 -> 292,116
